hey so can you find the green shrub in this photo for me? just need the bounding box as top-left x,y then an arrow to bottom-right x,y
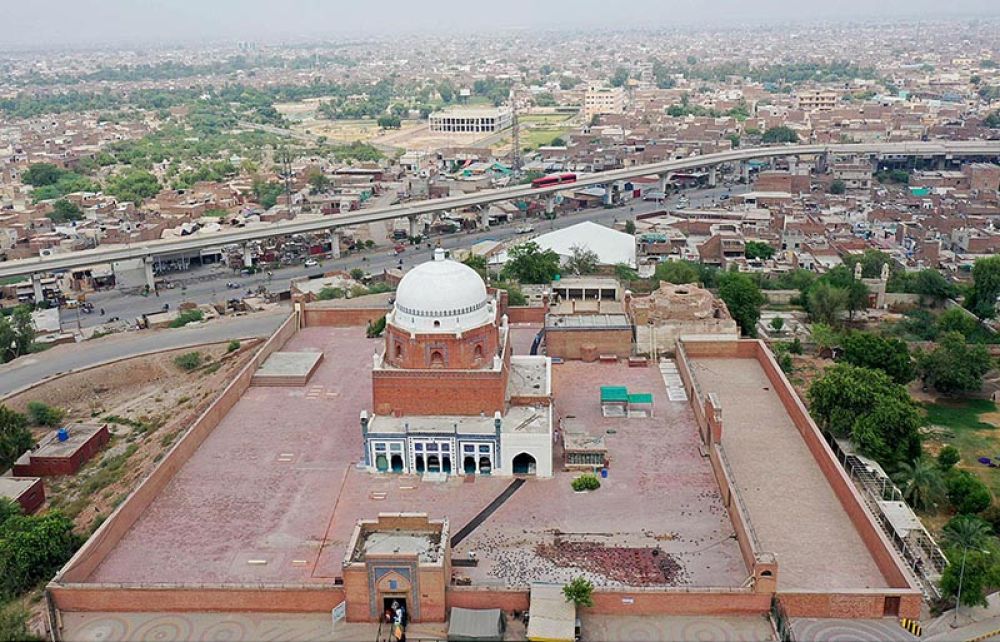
173,351 -> 202,372
0,406 -> 34,473
317,287 -> 345,300
226,340 -> 241,353
571,473 -> 601,492
26,401 -> 65,427
169,309 -> 204,328
947,469 -> 993,514
937,445 -> 961,472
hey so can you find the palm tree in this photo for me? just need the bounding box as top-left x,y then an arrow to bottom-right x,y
944,515 -> 993,551
893,459 -> 945,512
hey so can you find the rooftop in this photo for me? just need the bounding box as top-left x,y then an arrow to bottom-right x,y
28,423 -> 106,459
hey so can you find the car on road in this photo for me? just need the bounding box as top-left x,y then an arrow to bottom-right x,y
304,259 -> 319,267
516,225 -> 535,234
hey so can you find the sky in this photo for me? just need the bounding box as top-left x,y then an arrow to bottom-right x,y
4,0 -> 1000,48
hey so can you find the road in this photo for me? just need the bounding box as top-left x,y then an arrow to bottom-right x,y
0,310 -> 288,397
59,186 -> 740,330
3,140 -> 996,280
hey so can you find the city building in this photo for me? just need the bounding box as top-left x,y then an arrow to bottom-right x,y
428,107 -> 512,134
584,85 -> 626,118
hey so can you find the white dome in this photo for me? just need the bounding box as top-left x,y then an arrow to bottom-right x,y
392,249 -> 493,333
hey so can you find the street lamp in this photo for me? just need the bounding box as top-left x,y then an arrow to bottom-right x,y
955,547 -> 991,626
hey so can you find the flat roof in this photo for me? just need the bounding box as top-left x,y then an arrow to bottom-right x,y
688,356 -> 890,590
545,314 -> 631,329
0,477 -> 40,498
254,351 -> 322,377
357,532 -> 441,562
367,406 -> 549,436
32,424 -> 105,458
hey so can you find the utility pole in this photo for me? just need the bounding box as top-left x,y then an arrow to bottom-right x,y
510,88 -> 521,176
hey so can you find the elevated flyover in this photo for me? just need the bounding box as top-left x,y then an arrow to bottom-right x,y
2,140 -> 998,282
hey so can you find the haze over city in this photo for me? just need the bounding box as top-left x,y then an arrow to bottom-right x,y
3,0 -> 1000,47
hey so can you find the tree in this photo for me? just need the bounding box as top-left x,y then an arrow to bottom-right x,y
614,263 -> 638,282
5,306 -> 34,362
624,219 -> 635,235
940,544 -> 1000,609
549,136 -> 566,147
655,260 -> 699,285
769,317 -> 785,334
806,282 -> 848,326
718,271 -> 765,338
377,115 -> 401,129
0,406 -> 33,474
565,244 -> 600,275
21,163 -> 65,187
761,126 -> 799,144
947,470 -> 993,514
0,502 -> 82,599
912,269 -> 957,303
843,250 -> 893,280
810,323 -> 841,356
349,268 -> 366,281
916,332 -> 993,395
841,331 -> 914,384
106,169 -> 161,205
808,364 -> 921,470
937,308 -> 980,340
938,446 -> 961,472
462,254 -> 489,280
501,241 -> 561,284
0,600 -> 40,642
49,199 -> 83,223
829,179 -> 846,194
366,315 -> 387,338
307,170 -> 330,195
437,81 -> 455,103
562,576 -> 594,608
967,255 -> 1000,318
985,110 -> 1000,129
892,459 -> 945,512
609,67 -> 630,88
744,241 -> 775,261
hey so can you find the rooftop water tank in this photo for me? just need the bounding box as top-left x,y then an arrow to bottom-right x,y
57,427 -> 69,442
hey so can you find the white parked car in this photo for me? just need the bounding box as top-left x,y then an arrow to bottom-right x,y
304,259 -> 319,267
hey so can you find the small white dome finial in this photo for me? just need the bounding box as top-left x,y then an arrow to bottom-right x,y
434,248 -> 446,262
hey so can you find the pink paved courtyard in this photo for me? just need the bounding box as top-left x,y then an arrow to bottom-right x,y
86,327 -> 746,589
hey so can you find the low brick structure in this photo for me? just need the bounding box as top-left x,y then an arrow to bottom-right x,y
0,476 -> 45,514
13,423 -> 110,477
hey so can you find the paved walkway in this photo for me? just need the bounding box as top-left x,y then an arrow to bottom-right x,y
581,613 -> 774,641
790,618 -> 918,642
0,310 -> 287,397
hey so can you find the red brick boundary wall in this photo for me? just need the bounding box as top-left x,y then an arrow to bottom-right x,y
506,306 -> 546,324
676,338 -> 923,619
48,584 -> 346,613
302,305 -> 387,328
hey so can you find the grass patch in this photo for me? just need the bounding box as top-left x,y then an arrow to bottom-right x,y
923,398 -> 1000,496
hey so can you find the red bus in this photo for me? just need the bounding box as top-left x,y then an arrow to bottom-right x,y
531,172 -> 577,188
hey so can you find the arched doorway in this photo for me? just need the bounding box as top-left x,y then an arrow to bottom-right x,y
375,453 -> 389,473
427,454 -> 441,473
415,455 -> 425,473
442,456 -> 452,474
430,350 -> 444,368
390,454 -> 404,473
478,456 -> 492,475
512,452 -> 537,475
463,456 -> 476,475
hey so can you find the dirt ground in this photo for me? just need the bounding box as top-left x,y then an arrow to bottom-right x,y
5,340 -> 261,535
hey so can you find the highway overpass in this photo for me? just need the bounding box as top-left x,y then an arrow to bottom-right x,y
2,140 -> 999,283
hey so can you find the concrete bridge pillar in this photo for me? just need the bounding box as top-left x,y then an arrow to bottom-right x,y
788,155 -> 798,175
408,215 -> 420,239
329,230 -> 341,259
604,184 -> 613,206
658,173 -> 670,195
708,165 -> 718,187
31,273 -> 44,303
242,243 -> 254,269
545,196 -> 556,216
143,256 -> 156,291
479,208 -> 490,229
741,161 -> 750,184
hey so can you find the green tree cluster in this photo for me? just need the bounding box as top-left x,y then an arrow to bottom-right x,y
0,498 -> 82,600
502,242 -> 561,284
106,170 -> 160,205
0,306 -> 35,364
841,331 -> 914,384
0,407 -> 34,474
967,255 -> 1000,319
916,332 -> 993,395
808,364 -> 922,471
761,126 -> 799,144
744,241 -> 775,261
717,271 -> 765,338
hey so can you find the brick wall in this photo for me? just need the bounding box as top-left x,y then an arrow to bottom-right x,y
545,328 -> 632,360
48,585 -> 345,613
506,306 -> 546,324
303,306 -> 387,328
589,589 -> 770,616
780,591 -> 920,620
372,369 -> 507,416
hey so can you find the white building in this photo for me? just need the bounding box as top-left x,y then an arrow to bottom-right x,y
428,107 -> 513,134
584,85 -> 626,118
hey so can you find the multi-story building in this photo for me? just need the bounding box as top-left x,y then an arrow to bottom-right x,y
794,90 -> 839,111
428,107 -> 512,134
584,85 -> 626,118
